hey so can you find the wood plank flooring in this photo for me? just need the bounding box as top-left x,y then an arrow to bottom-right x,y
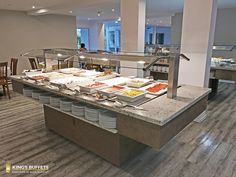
0,83 -> 236,177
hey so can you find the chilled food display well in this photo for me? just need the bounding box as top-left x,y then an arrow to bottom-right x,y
19,67 -> 170,103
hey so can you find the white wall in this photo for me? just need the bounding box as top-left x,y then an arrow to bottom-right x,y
77,19 -> 104,51
171,8 -> 236,47
0,10 -> 77,73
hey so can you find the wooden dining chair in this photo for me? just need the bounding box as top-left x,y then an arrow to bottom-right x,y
36,57 -> 46,68
10,58 -> 18,75
0,62 -> 11,99
67,60 -> 74,68
28,57 -> 38,69
8,58 -> 18,85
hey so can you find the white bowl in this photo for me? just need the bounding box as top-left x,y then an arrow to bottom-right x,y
50,96 -> 61,108
60,99 -> 72,112
39,93 -> 51,104
72,103 -> 85,117
23,87 -> 34,97
85,106 -> 100,122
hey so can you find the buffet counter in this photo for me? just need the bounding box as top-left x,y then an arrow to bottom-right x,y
11,74 -> 210,166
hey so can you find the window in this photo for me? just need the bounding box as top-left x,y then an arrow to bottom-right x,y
145,26 -> 154,45
104,22 -> 120,52
77,28 -> 89,49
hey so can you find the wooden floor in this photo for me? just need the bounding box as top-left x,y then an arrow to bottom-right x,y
0,83 -> 236,177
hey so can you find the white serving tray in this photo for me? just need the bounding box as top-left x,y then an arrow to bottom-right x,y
116,89 -> 146,103
140,82 -> 168,95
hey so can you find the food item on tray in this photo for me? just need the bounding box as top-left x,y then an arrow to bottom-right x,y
146,83 -> 168,93
100,77 -> 130,86
122,89 -> 145,97
126,78 -> 151,88
86,82 -> 106,88
96,69 -> 113,77
102,86 -> 124,93
31,75 -> 48,80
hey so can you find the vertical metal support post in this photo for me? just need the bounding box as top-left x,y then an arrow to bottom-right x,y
167,55 -> 180,99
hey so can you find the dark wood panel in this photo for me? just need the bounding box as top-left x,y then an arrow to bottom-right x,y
44,105 -> 146,166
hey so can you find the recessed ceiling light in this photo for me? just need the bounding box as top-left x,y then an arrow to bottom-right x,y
112,8 -> 115,12
69,11 -> 73,13
97,11 -> 101,16
32,6 -> 35,9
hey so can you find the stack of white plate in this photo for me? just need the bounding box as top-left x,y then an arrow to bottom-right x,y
60,99 -> 72,112
85,106 -> 100,122
72,103 -> 85,117
39,93 -> 51,104
50,96 -> 61,108
23,87 -> 34,97
99,111 -> 117,129
32,90 -> 44,100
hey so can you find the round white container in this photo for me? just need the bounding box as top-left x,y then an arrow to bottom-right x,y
99,111 -> 117,129
39,93 -> 51,104
72,103 -> 85,117
50,96 -> 61,108
23,87 -> 34,97
60,99 -> 72,112
32,90 -> 44,100
85,106 -> 100,122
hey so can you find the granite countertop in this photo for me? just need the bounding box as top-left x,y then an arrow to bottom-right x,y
11,76 -> 211,126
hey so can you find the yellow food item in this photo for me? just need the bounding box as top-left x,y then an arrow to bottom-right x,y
122,90 -> 144,97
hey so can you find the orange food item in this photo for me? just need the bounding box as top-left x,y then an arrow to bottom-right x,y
104,86 -> 124,93
146,83 -> 168,93
87,82 -> 105,88
32,75 -> 47,79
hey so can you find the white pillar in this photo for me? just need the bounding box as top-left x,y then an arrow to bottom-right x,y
179,0 -> 217,87
120,0 -> 146,77
153,26 -> 157,45
120,0 -> 146,52
97,22 -> 104,50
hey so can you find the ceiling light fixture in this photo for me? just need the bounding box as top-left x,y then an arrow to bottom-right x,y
69,11 -> 73,13
117,17 -> 121,21
97,11 -> 101,16
35,9 -> 49,14
112,8 -> 115,12
32,6 -> 35,9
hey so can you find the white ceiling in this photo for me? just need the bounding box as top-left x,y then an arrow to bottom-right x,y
0,0 -> 236,22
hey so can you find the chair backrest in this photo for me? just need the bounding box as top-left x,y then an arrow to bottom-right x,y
28,58 -> 38,69
67,60 -> 74,68
36,57 -> 46,68
10,58 -> 18,75
0,62 -> 8,81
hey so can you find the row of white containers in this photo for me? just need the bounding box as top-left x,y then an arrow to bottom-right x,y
23,87 -> 117,129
